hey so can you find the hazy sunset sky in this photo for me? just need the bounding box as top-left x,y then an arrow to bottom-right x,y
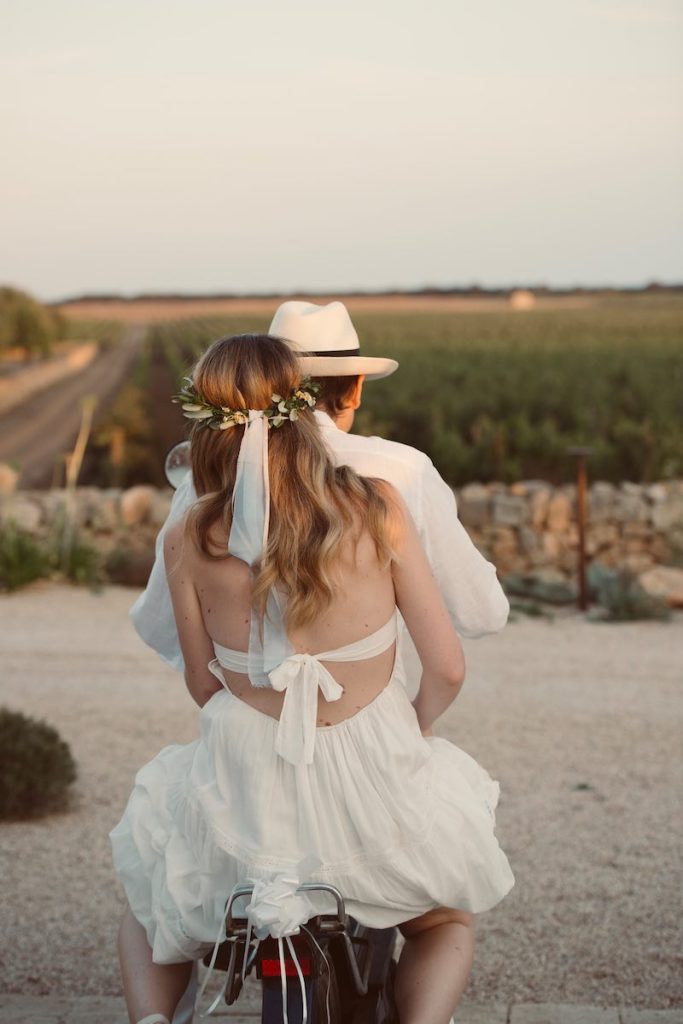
1,0 -> 682,301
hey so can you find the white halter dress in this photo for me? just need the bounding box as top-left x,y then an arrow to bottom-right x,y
110,612 -> 514,965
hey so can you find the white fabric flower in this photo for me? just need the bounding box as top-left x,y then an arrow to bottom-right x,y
246,873 -> 316,940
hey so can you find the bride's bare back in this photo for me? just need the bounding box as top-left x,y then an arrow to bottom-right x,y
165,485 -> 465,736
173,513 -> 397,725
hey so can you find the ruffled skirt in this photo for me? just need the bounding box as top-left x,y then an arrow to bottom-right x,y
110,670 -> 515,964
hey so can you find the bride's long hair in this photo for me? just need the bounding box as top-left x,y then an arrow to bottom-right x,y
186,334 -> 395,629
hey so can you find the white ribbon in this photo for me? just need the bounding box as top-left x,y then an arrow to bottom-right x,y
197,865 -> 321,1023
269,654 -> 344,765
228,411 -> 291,686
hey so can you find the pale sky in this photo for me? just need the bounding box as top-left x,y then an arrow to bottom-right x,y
1,0 -> 682,301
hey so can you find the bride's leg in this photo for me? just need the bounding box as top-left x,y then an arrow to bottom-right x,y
118,906 -> 193,1024
394,907 -> 475,1024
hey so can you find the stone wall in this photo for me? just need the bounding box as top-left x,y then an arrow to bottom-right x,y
456,479 -> 683,577
1,479 -> 682,600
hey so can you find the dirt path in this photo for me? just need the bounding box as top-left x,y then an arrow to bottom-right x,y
0,584 -> 681,1007
0,325 -> 145,488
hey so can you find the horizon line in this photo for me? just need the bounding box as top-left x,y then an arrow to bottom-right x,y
53,281 -> 683,306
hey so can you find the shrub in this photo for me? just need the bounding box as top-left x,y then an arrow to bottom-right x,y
587,563 -> 671,622
0,521 -> 103,591
0,708 -> 77,820
0,286 -> 61,358
51,530 -> 103,587
105,545 -> 155,587
0,522 -> 51,591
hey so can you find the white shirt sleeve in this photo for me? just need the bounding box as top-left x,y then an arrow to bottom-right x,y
415,458 -> 510,638
129,472 -> 197,672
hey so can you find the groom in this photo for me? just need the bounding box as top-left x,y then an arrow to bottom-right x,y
131,299 -> 509,1024
132,299 -> 508,675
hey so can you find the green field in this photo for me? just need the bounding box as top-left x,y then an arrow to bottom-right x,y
85,294 -> 683,487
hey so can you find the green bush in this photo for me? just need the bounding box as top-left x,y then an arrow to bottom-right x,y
587,563 -> 671,622
0,521 -> 103,592
0,708 -> 77,820
0,522 -> 51,591
0,286 -> 62,358
54,531 -> 103,587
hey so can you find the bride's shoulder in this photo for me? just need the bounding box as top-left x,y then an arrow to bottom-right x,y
164,513 -> 231,571
163,517 -> 190,574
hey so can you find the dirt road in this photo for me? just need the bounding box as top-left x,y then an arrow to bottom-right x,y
0,325 -> 145,488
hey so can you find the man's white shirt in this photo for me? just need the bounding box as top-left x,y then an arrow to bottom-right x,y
130,410 -> 509,694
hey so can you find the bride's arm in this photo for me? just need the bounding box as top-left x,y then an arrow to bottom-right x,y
164,521 -> 223,708
384,485 -> 466,733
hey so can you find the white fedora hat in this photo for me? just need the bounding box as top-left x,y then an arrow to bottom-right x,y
268,300 -> 398,381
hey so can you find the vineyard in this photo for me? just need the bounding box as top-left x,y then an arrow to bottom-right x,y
77,293 -> 683,489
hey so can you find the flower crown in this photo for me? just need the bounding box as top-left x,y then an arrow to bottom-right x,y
173,375 -> 320,430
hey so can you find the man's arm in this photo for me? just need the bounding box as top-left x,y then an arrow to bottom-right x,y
416,459 -> 509,638
129,472 -> 197,672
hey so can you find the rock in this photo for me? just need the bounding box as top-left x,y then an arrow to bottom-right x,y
0,495 -> 42,532
75,486 -> 104,528
645,482 -> 669,503
652,494 -> 683,533
588,481 -> 618,523
150,489 -> 173,528
457,483 -> 491,529
622,521 -> 653,539
105,545 -> 155,587
542,531 -> 561,558
518,526 -> 540,554
614,485 -> 648,523
547,492 -> 572,532
0,463 -> 19,496
650,534 -> 673,563
486,526 -> 519,574
593,549 -> 620,569
527,546 -> 555,568
120,485 -> 156,527
565,523 -> 580,546
41,490 -> 68,526
638,565 -> 683,607
529,486 -> 551,529
622,553 -> 655,574
492,492 -> 529,527
586,522 -> 619,554
91,490 -> 120,532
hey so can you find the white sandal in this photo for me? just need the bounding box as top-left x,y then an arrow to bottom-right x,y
136,1016 -> 170,1024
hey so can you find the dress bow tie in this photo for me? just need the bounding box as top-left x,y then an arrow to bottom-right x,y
269,653 -> 344,765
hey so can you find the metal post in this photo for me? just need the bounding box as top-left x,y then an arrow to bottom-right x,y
566,445 -> 593,612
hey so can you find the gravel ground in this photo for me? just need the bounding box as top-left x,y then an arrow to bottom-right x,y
0,583 -> 681,1008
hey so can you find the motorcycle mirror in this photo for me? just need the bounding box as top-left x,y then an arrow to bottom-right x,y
164,441 -> 191,489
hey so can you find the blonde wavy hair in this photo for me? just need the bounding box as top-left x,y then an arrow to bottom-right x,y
186,334 -> 395,629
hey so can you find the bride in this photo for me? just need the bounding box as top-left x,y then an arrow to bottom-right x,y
110,332 -> 514,1024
